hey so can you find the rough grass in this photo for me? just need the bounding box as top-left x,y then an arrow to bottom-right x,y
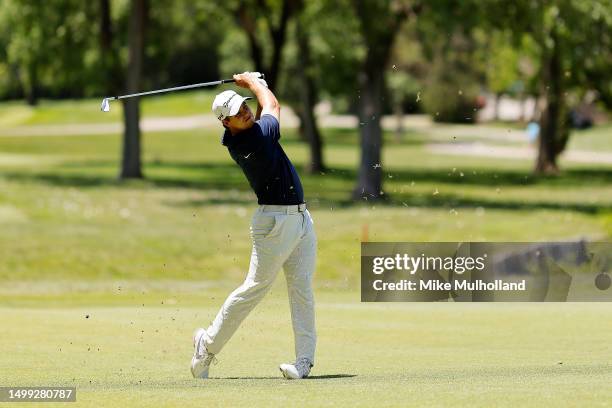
0,125 -> 612,285
0,89 -> 224,126
0,126 -> 611,283
567,124 -> 612,152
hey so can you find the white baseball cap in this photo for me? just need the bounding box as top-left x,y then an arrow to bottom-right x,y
212,90 -> 251,121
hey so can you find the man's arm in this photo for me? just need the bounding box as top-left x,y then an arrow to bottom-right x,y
233,72 -> 280,122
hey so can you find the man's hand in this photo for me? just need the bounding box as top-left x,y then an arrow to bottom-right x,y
233,72 -> 266,90
233,71 -> 279,122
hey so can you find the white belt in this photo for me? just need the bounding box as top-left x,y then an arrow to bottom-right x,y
259,203 -> 306,214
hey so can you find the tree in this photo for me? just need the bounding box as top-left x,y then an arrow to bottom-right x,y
413,1 -> 487,124
279,0 -> 328,173
420,28 -> 483,124
1,1 -> 98,104
3,2 -> 42,105
484,32 -> 522,121
527,1 -> 612,173
485,0 -> 612,174
98,0 -> 123,96
350,1 -> 419,200
385,20 -> 425,141
120,0 -> 148,179
223,0 -> 328,172
228,0 -> 297,92
144,1 -> 225,88
278,0 -> 362,174
294,11 -> 325,173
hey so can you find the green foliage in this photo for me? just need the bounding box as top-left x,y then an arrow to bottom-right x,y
386,70 -> 421,111
278,0 -> 362,113
302,0 -> 363,99
0,1 -> 99,101
143,2 -> 226,87
530,0 -> 610,166
386,20 -> 428,114
422,75 -> 480,123
0,1 -> 228,101
483,0 -> 612,106
483,31 -> 521,95
413,2 -> 487,123
421,30 -> 482,124
0,3 -> 20,99
0,0 -> 610,121
218,28 -> 254,78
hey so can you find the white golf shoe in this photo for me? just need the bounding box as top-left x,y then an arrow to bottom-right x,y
190,328 -> 216,379
279,357 -> 313,379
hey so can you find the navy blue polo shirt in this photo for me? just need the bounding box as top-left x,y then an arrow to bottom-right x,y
221,114 -> 305,205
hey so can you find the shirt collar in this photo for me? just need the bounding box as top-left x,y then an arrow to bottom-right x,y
221,123 -> 257,147
221,128 -> 233,146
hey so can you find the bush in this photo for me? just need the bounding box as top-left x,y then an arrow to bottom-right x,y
422,61 -> 481,123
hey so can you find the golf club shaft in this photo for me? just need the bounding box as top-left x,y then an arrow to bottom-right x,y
109,78 -> 236,101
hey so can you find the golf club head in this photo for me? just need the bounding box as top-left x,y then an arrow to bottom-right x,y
100,98 -> 110,112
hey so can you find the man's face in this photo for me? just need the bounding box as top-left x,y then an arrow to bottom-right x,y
223,103 -> 255,132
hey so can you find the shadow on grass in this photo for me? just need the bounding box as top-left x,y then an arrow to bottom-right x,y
19,159 -> 612,186
3,161 -> 611,214
214,376 -> 279,380
175,190 -> 612,214
307,374 -> 357,380
215,374 -> 356,380
317,166 -> 612,187
150,161 -> 612,189
281,127 -> 426,147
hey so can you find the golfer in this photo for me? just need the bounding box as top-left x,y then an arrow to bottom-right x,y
191,72 -> 317,380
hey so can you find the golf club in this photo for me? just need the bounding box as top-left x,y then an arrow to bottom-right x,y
100,73 -> 264,112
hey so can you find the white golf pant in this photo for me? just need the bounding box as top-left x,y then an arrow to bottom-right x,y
205,204 -> 317,363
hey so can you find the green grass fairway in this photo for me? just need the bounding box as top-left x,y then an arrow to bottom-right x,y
1,286 -> 611,407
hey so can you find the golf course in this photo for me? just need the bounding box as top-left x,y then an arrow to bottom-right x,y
1,91 -> 611,406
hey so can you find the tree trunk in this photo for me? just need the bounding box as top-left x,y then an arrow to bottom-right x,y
535,27 -> 566,175
353,64 -> 385,200
99,0 -> 123,94
295,17 -> 324,173
24,61 -> 38,106
493,92 -> 501,121
394,100 -> 403,142
536,101 -> 559,174
295,110 -> 307,141
121,98 -> 142,178
120,0 -> 147,179
99,0 -> 112,58
267,0 -> 292,91
236,0 -> 294,91
236,5 -> 264,73
519,93 -> 527,123
350,1 -> 413,201
20,4 -> 41,106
